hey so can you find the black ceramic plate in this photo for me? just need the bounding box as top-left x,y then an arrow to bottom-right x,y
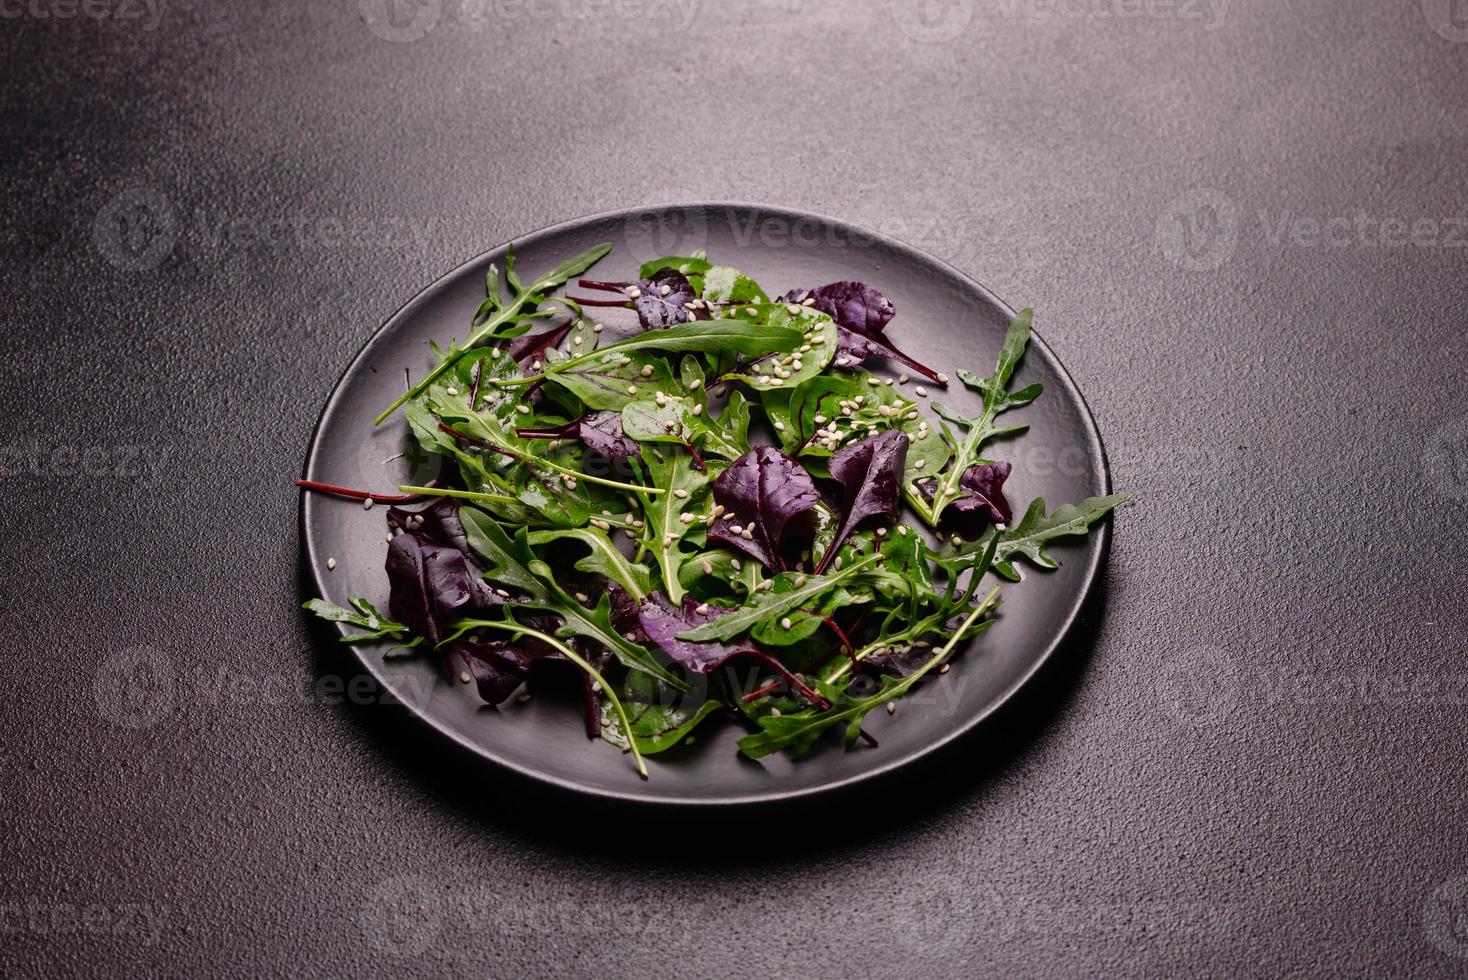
301,203 -> 1113,808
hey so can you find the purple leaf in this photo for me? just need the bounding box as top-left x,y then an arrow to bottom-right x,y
950,461 -> 1013,526
384,533 -> 499,646
517,410 -> 640,463
452,634 -> 536,705
814,429 -> 909,574
503,319 -> 575,365
637,593 -> 744,672
778,281 -> 941,382
708,447 -> 820,571
634,268 -> 708,329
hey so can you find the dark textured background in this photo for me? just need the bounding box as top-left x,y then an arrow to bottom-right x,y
3,0 -> 1467,976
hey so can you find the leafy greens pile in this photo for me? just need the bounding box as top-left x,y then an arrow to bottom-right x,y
304,244 -> 1130,778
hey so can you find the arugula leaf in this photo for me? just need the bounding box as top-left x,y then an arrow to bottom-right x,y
637,447 -> 714,603
543,349 -> 678,411
303,597 -> 417,645
987,493 -> 1134,580
675,555 -> 879,642
458,506 -> 684,687
526,527 -> 654,601
913,309 -> 1041,524
376,242 -> 612,423
620,397 -> 745,460
701,265 -> 769,305
599,669 -> 720,755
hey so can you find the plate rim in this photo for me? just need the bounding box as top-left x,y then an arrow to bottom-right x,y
300,201 -> 1114,809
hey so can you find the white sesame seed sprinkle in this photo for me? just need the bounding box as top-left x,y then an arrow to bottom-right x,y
640,364 -> 654,377
674,488 -> 688,499
886,701 -> 896,714
460,670 -> 472,684
780,617 -> 793,630
914,386 -> 928,397
326,557 -> 336,570
914,459 -> 926,470
446,386 -> 458,396
937,373 -> 950,384
627,385 -> 639,395
363,497 -> 374,510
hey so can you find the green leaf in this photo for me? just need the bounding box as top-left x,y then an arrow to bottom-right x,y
675,556 -> 879,642
599,670 -> 720,754
621,398 -> 745,460
554,317 -> 802,364
637,448 -> 715,603
526,528 -> 654,601
544,350 -> 678,411
715,306 -> 838,391
989,493 -> 1134,579
701,265 -> 769,305
376,242 -> 612,423
303,597 -> 416,645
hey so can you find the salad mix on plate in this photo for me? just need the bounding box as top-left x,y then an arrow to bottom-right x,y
302,243 -> 1129,778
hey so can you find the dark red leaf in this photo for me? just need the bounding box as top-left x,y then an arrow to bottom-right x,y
503,319 -> 575,365
707,447 -> 820,571
778,282 -> 941,382
636,593 -> 744,672
950,461 -> 1013,526
517,410 -> 639,463
814,429 -> 909,575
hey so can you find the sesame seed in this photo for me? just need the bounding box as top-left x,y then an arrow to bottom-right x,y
786,304 -> 801,315
995,523 -> 1008,533
780,617 -> 793,630
592,322 -> 604,333
770,707 -> 781,717
731,558 -> 742,570
591,519 -> 611,531
663,534 -> 674,548
625,529 -> 637,540
516,404 -> 530,414
640,364 -> 654,377
875,527 -> 887,537
757,579 -> 773,591
626,286 -> 641,298
326,557 -> 337,570
627,385 -> 639,395
741,528 -> 754,540
729,524 -> 743,534
834,556 -> 844,570
915,386 -> 928,397
712,505 -> 725,517
813,414 -> 826,424
905,411 -> 918,421
495,588 -> 510,598
575,592 -> 589,602
517,693 -> 531,703
914,459 -> 926,470
695,603 -> 710,615
660,284 -> 672,296
854,395 -> 865,404
460,670 -> 472,684
939,663 -> 950,674
691,404 -> 703,416
387,533 -> 394,543
363,497 -> 374,510
591,680 -> 603,693
573,335 -> 583,346
446,386 -> 458,396
690,378 -> 703,390
898,373 -> 910,384
886,701 -> 896,715
951,534 -> 963,545
774,421 -> 785,431
746,307 -> 759,316
897,526 -> 909,536
702,561 -> 713,574
531,359 -> 542,371
937,373 -> 950,384
674,489 -> 688,499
